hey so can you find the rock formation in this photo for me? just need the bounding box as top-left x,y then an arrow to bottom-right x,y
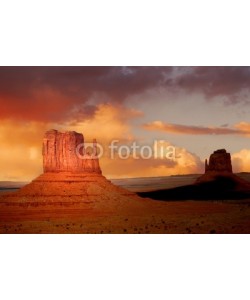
1,129 -> 146,210
43,129 -> 101,173
196,148 -> 250,192
205,149 -> 232,174
139,149 -> 250,201
197,149 -> 234,184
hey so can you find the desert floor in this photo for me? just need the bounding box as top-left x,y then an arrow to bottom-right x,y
1,198 -> 250,234
1,174 -> 250,234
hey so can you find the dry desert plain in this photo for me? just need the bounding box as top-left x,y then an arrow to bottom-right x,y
1,174 -> 250,234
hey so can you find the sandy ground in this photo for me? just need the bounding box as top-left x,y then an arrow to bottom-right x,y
1,173 -> 250,234
1,198 -> 250,234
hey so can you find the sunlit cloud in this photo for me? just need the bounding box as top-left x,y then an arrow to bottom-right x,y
1,67 -> 250,180
0,104 -> 144,180
143,121 -> 250,135
232,149 -> 250,173
101,141 -> 204,178
234,122 -> 250,135
65,103 -> 144,142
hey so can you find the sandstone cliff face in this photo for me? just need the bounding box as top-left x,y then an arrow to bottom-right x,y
0,129 -> 149,210
43,129 -> 101,173
205,149 -> 232,173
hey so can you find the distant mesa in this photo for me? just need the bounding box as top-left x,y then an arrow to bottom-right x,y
139,148 -> 250,201
197,149 -> 234,184
205,149 -> 232,174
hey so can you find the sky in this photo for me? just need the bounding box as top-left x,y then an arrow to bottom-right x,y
1,66 -> 250,180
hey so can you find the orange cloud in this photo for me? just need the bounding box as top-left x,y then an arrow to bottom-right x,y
0,87 -> 77,122
62,103 -> 143,143
63,108 -> 204,178
143,121 -> 250,135
0,104 -> 204,180
232,149 -> 250,172
100,141 -> 203,178
234,122 -> 250,135
0,120 -> 51,180
0,67 -> 172,123
0,104 -> 144,181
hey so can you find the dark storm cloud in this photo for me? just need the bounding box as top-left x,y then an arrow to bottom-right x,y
173,66 -> 250,102
0,66 -> 250,122
0,66 -> 172,122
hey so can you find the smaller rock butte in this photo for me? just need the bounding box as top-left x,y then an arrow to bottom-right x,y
196,148 -> 250,187
205,149 -> 232,174
196,148 -> 233,184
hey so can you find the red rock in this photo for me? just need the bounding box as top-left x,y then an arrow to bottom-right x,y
3,129 -> 147,207
43,129 -> 101,174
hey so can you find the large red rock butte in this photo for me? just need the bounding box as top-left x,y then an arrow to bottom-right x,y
3,129 -> 147,211
43,129 -> 101,173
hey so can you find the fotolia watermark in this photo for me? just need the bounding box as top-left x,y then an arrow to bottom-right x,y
76,140 -> 104,159
76,140 -> 177,161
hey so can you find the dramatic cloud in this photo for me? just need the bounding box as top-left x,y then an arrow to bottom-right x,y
1,67 -> 250,180
0,105 -> 204,180
0,66 -> 172,122
0,104 -> 143,180
143,121 -> 250,135
232,149 -> 250,173
172,66 -> 250,102
65,103 -> 143,142
100,141 -> 204,178
1,66 -> 250,124
59,106 -> 204,177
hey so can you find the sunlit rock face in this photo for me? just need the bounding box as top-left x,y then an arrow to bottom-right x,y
3,129 -> 146,204
42,129 -> 101,174
205,149 -> 232,174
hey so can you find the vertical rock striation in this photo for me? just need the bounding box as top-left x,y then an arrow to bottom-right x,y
42,129 -> 101,173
